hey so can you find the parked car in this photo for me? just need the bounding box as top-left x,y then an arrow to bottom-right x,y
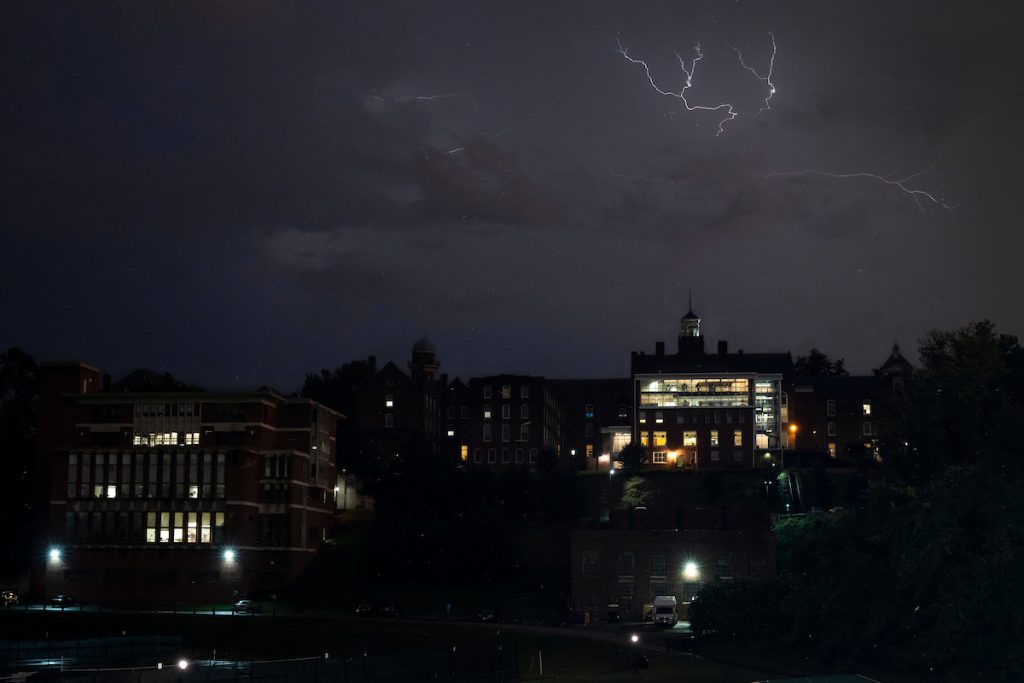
1,590 -> 17,606
355,603 -> 376,617
232,599 -> 263,614
477,608 -> 496,623
49,594 -> 76,608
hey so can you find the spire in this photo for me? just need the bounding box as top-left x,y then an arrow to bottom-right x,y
688,289 -> 693,315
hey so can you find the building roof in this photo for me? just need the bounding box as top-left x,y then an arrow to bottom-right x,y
631,350 -> 792,376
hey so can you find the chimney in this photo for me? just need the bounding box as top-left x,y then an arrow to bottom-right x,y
717,340 -> 728,356
655,341 -> 665,356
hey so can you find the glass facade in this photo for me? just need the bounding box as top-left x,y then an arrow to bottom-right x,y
639,378 -> 751,408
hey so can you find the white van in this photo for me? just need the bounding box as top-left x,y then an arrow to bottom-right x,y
652,595 -> 678,627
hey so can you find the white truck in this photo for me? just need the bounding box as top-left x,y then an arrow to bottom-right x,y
652,595 -> 678,627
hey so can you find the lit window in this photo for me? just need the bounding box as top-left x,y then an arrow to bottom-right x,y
653,451 -> 667,463
640,432 -> 650,447
863,401 -> 872,416
460,445 -> 469,461
639,411 -> 647,424
828,442 -> 837,458
683,431 -> 697,447
586,444 -> 593,458
189,485 -> 199,499
133,435 -> 142,446
483,404 -> 492,419
734,431 -> 743,447
653,431 -> 667,447
385,394 -> 394,408
106,485 -> 117,499
710,430 -> 719,447
501,385 -> 511,399
585,404 -> 594,419
447,429 -> 455,437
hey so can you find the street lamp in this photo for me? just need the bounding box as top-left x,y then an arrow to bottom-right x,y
48,547 -> 62,564
223,549 -> 236,564
683,561 -> 699,581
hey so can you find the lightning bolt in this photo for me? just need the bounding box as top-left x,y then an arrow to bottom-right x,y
729,33 -> 776,114
763,168 -> 957,214
616,34 -> 776,135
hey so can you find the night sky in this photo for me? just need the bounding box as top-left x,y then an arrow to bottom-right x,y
3,2 -> 1022,389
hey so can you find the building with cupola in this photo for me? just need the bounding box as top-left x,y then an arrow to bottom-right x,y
629,301 -> 793,469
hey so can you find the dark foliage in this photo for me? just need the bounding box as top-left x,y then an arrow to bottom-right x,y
696,323 -> 1024,680
793,348 -> 849,377
0,347 -> 38,577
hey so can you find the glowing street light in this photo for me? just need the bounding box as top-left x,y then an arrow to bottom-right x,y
177,659 -> 189,670
48,547 -> 62,563
630,633 -> 639,643
223,549 -> 236,563
683,561 -> 700,580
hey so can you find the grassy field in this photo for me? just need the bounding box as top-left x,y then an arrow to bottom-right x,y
0,610 -> 768,681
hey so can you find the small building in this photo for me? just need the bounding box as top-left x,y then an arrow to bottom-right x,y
570,506 -> 776,622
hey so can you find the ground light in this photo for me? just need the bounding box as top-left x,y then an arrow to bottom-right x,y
177,659 -> 189,670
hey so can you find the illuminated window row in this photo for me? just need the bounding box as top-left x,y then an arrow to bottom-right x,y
132,432 -> 201,446
145,511 -> 225,544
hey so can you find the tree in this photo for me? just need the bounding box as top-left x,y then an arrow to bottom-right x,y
620,476 -> 656,508
618,442 -> 644,473
0,348 -> 38,578
793,348 -> 848,377
895,320 -> 1024,483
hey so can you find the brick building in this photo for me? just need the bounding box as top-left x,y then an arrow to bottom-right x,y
789,343 -> 912,460
630,306 -> 793,470
39,363 -> 341,604
570,506 -> 776,621
549,379 -> 633,471
465,375 -> 564,467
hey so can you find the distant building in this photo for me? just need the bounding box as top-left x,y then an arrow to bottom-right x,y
548,379 -> 633,471
789,343 -> 912,460
464,375 -> 564,468
630,304 -> 793,470
38,363 -> 341,604
570,506 -> 776,622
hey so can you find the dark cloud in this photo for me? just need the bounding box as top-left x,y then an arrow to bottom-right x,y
2,0 -> 1023,384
